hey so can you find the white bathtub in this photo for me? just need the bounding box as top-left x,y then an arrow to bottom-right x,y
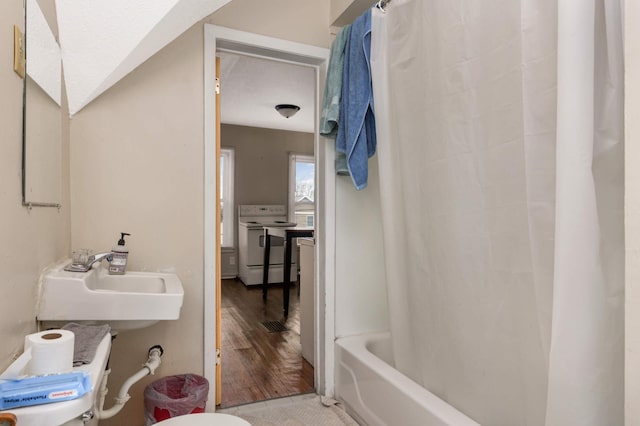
335,332 -> 480,426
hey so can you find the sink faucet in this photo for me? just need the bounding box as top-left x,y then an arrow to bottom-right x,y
89,252 -> 114,267
64,251 -> 114,272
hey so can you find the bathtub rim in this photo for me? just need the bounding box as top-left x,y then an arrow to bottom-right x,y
335,331 -> 480,426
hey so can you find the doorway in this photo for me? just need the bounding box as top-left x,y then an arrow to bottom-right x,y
219,277 -> 314,407
216,52 -> 316,405
203,24 -> 331,410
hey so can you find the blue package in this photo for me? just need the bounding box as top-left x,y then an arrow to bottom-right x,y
0,372 -> 91,410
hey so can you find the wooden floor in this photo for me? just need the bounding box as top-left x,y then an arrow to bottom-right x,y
219,278 -> 314,408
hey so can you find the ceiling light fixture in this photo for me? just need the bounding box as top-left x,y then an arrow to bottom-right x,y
275,104 -> 300,118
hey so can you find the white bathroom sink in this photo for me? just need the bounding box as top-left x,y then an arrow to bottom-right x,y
37,260 -> 184,331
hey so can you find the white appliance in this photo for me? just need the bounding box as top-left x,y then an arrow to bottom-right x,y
238,205 -> 297,286
299,237 -> 315,366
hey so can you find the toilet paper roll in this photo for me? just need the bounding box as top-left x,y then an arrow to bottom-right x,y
24,330 -> 75,376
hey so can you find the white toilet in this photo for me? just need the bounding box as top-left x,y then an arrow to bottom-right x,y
0,333 -> 112,426
155,413 -> 250,425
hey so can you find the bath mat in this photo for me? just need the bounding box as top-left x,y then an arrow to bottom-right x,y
261,320 -> 287,333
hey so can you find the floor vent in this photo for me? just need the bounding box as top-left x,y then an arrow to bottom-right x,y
261,320 -> 287,333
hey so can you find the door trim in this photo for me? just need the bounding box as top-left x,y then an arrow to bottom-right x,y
203,24 -> 332,408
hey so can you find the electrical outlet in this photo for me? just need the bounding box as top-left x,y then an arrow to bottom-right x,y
13,25 -> 25,78
229,256 -> 235,265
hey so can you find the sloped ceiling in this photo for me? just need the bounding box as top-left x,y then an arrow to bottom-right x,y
27,0 -> 61,105
55,0 -> 233,115
46,0 -> 316,132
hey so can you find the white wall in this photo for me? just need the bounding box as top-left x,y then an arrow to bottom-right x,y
334,159 -> 389,337
327,0 -> 390,341
0,0 -> 71,373
626,1 -> 640,424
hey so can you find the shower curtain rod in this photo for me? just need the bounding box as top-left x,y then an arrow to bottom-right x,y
376,0 -> 391,12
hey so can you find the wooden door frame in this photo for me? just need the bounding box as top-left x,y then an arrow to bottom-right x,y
203,24 -> 332,409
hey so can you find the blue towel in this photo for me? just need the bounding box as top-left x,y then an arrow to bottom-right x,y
336,9 -> 377,190
320,25 -> 352,176
320,25 -> 350,139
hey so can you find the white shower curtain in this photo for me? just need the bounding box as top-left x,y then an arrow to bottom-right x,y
370,1 -> 623,425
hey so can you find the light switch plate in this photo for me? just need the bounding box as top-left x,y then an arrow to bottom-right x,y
13,25 -> 25,78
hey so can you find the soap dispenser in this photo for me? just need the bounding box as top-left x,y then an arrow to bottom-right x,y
109,232 -> 130,275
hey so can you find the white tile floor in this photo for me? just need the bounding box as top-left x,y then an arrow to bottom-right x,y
218,393 -> 359,425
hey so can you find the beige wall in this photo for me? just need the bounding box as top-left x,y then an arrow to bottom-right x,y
330,0 -> 375,27
68,3 -> 329,424
5,0 -> 638,423
222,122 -> 313,210
627,1 -> 640,423
208,0 -> 330,47
222,123 -> 314,254
221,124 -> 314,264
0,0 -> 70,370
70,25 -> 206,425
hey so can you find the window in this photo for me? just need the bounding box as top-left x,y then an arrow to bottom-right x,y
289,153 -> 315,227
220,148 -> 235,247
